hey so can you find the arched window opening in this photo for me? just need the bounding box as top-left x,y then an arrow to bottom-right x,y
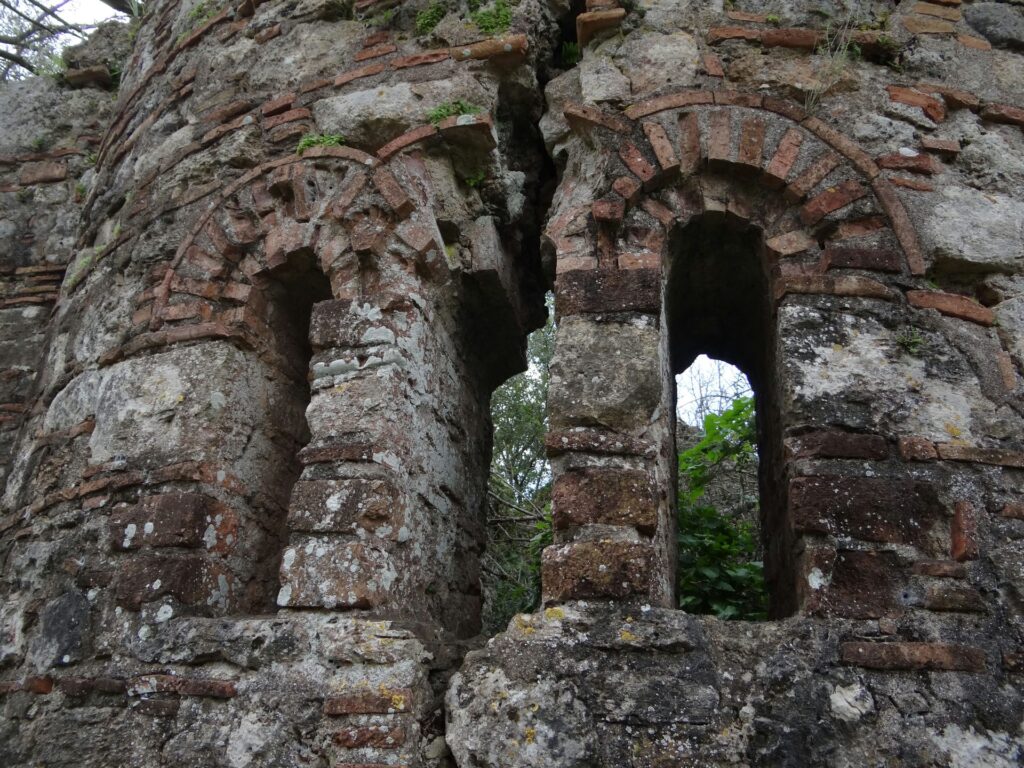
666,213 -> 790,619
480,293 -> 555,636
255,250 -> 333,610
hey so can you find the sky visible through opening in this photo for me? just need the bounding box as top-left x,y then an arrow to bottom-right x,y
60,0 -> 120,26
675,355 -> 752,427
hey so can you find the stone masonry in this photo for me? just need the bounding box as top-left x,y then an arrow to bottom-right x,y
1,0 -> 1023,765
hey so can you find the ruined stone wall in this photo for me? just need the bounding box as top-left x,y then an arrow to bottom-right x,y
1,0 -> 1024,766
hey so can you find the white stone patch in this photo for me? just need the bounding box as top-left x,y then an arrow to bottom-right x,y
276,584 -> 292,606
807,567 -> 828,590
227,712 -> 272,768
360,326 -> 396,345
143,521 -> 154,535
829,682 -> 874,722
325,491 -> 346,513
155,604 -> 174,623
931,724 -> 1024,768
122,523 -> 137,549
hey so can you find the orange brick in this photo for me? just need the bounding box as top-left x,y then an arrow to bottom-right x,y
898,436 -> 938,461
737,117 -> 766,170
763,127 -> 803,188
799,180 -> 869,225
625,90 -> 712,120
784,152 -> 840,203
877,152 -> 940,175
264,108 -> 311,131
886,85 -> 946,122
592,197 -> 625,223
677,112 -> 701,175
906,290 -> 995,326
762,27 -> 822,49
335,61 -> 387,87
641,121 -> 679,175
707,26 -> 762,44
981,103 -> 1024,127
324,688 -> 412,715
841,641 -> 985,672
706,110 -> 732,164
564,102 -> 632,134
354,42 -> 396,61
618,141 -> 657,186
951,501 -> 979,562
576,8 -> 626,46
702,54 -> 724,77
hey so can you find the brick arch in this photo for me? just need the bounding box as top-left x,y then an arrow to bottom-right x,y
551,91 -> 926,294
95,146 -> 440,366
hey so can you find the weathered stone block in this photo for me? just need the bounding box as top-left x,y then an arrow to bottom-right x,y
287,478 -> 404,537
109,493 -> 220,551
542,539 -> 654,602
785,431 -> 889,460
548,315 -> 661,434
277,536 -> 397,609
790,476 -> 943,552
552,468 -> 658,534
114,555 -> 231,611
554,269 -> 661,316
802,549 -> 903,619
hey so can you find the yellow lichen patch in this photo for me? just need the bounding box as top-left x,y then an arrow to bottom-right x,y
619,628 -> 640,643
525,726 -> 536,744
376,683 -> 407,711
944,422 -> 962,438
543,606 -> 565,621
514,615 -> 536,635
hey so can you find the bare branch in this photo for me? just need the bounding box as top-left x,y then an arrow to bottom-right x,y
22,0 -> 88,36
0,46 -> 37,73
0,0 -> 63,36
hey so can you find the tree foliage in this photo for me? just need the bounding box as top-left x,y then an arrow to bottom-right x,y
0,0 -> 136,81
676,396 -> 768,620
481,304 -> 553,635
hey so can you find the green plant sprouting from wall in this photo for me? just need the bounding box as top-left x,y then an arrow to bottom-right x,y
427,99 -> 482,124
464,168 -> 486,187
803,13 -> 860,115
177,1 -> 221,43
561,41 -> 580,66
415,1 -> 447,35
295,133 -> 346,155
677,395 -> 768,620
472,0 -> 511,36
896,326 -> 925,356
